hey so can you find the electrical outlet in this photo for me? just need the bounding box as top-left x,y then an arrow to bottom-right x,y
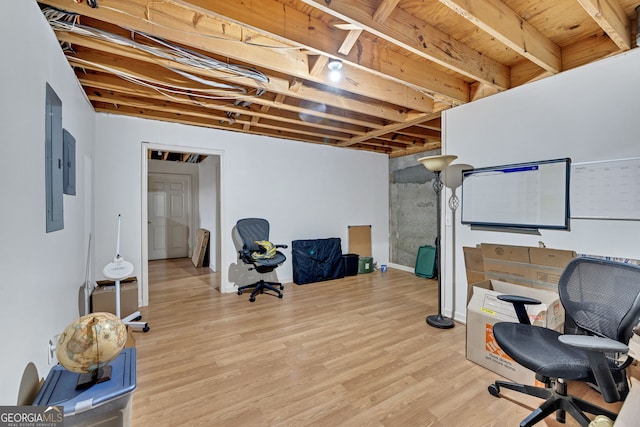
47,335 -> 60,365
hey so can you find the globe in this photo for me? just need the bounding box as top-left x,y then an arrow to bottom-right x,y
56,312 -> 127,375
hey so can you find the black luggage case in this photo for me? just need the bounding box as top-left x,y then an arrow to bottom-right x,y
292,238 -> 344,284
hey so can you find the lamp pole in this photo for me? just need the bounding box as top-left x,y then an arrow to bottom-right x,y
418,155 -> 457,329
427,170 -> 454,328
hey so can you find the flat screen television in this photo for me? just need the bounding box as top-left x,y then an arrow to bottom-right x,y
461,158 -> 570,230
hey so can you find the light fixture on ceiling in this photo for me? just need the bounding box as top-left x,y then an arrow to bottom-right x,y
328,59 -> 343,82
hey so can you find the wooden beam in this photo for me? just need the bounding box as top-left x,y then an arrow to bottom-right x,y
300,0 -> 510,89
56,30 -> 410,124
338,112 -> 441,147
328,0 -> 400,59
561,33 -> 621,71
40,0 -> 446,109
337,29 -> 363,55
336,0 -> 401,56
79,73 -> 371,137
92,101 -> 350,147
382,127 -> 442,141
309,55 -> 330,76
162,0 -> 468,102
439,0 -> 561,73
77,67 -> 387,134
389,141 -> 442,158
576,0 -> 631,50
373,0 -> 401,23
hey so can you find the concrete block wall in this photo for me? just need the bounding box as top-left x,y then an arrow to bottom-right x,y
389,150 -> 439,268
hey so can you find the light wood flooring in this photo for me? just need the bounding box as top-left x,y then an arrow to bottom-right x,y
131,258 -> 621,426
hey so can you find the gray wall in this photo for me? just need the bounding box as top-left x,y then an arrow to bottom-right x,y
389,150 -> 439,268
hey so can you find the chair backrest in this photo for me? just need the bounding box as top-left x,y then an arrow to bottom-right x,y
236,218 -> 270,253
559,257 -> 640,343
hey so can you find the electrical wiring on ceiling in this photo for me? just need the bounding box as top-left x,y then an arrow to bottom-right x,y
42,7 -> 269,99
71,61 -> 266,131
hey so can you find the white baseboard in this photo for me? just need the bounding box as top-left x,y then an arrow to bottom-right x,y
387,263 -> 414,273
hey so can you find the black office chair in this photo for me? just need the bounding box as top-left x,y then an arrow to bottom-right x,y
488,257 -> 640,426
236,218 -> 287,302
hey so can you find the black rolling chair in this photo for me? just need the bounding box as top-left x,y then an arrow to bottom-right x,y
236,218 -> 287,302
488,257 -> 640,426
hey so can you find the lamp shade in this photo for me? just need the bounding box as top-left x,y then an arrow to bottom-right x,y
443,163 -> 473,189
418,155 -> 458,172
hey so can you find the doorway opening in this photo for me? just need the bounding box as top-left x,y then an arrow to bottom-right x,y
140,142 -> 224,307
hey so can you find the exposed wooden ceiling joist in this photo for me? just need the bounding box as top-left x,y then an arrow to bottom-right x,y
36,0 -> 639,157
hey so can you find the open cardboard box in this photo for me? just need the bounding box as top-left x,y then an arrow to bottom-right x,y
466,279 -> 564,384
615,377 -> 640,427
463,244 -> 576,293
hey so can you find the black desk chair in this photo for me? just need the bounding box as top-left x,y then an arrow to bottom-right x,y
236,218 -> 287,302
488,257 -> 640,426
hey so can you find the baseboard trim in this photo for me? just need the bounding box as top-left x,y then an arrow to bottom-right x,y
388,263 -> 414,273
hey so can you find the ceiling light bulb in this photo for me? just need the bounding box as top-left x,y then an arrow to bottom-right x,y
328,59 -> 343,82
329,70 -> 341,82
328,59 -> 342,71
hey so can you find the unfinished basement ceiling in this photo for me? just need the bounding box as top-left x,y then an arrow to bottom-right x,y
38,0 -> 640,157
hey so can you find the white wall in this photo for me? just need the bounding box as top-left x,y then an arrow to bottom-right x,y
0,0 -> 388,404
0,0 -> 96,404
93,115 -> 390,295
198,156 -> 220,271
443,49 -> 640,322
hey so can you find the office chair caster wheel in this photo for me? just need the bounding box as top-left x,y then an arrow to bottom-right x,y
237,290 -> 243,295
278,294 -> 283,299
133,315 -> 142,322
249,296 -> 256,302
488,384 -> 500,397
142,324 -> 150,333
279,284 -> 284,290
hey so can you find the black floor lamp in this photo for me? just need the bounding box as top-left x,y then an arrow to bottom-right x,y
418,154 -> 457,329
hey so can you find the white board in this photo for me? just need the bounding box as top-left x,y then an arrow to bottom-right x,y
461,158 -> 570,229
570,158 -> 640,220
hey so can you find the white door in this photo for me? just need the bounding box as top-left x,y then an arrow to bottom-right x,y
148,173 -> 191,260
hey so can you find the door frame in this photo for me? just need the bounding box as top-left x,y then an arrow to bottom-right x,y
140,142 -> 225,307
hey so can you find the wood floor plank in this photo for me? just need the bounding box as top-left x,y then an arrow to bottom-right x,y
130,258 -> 621,426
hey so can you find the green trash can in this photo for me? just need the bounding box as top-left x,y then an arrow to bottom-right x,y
358,256 -> 373,274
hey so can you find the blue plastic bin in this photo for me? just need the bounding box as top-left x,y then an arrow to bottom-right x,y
33,348 -> 136,427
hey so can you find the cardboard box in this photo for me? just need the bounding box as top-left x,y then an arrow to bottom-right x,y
91,279 -> 139,318
464,243 -> 576,292
615,377 -> 640,427
125,326 -> 136,348
192,228 -> 210,267
466,279 -> 565,384
463,246 -> 485,285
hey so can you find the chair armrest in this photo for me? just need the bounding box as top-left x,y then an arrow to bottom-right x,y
558,335 -> 629,353
497,295 -> 541,325
559,335 -> 629,403
238,249 -> 253,263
